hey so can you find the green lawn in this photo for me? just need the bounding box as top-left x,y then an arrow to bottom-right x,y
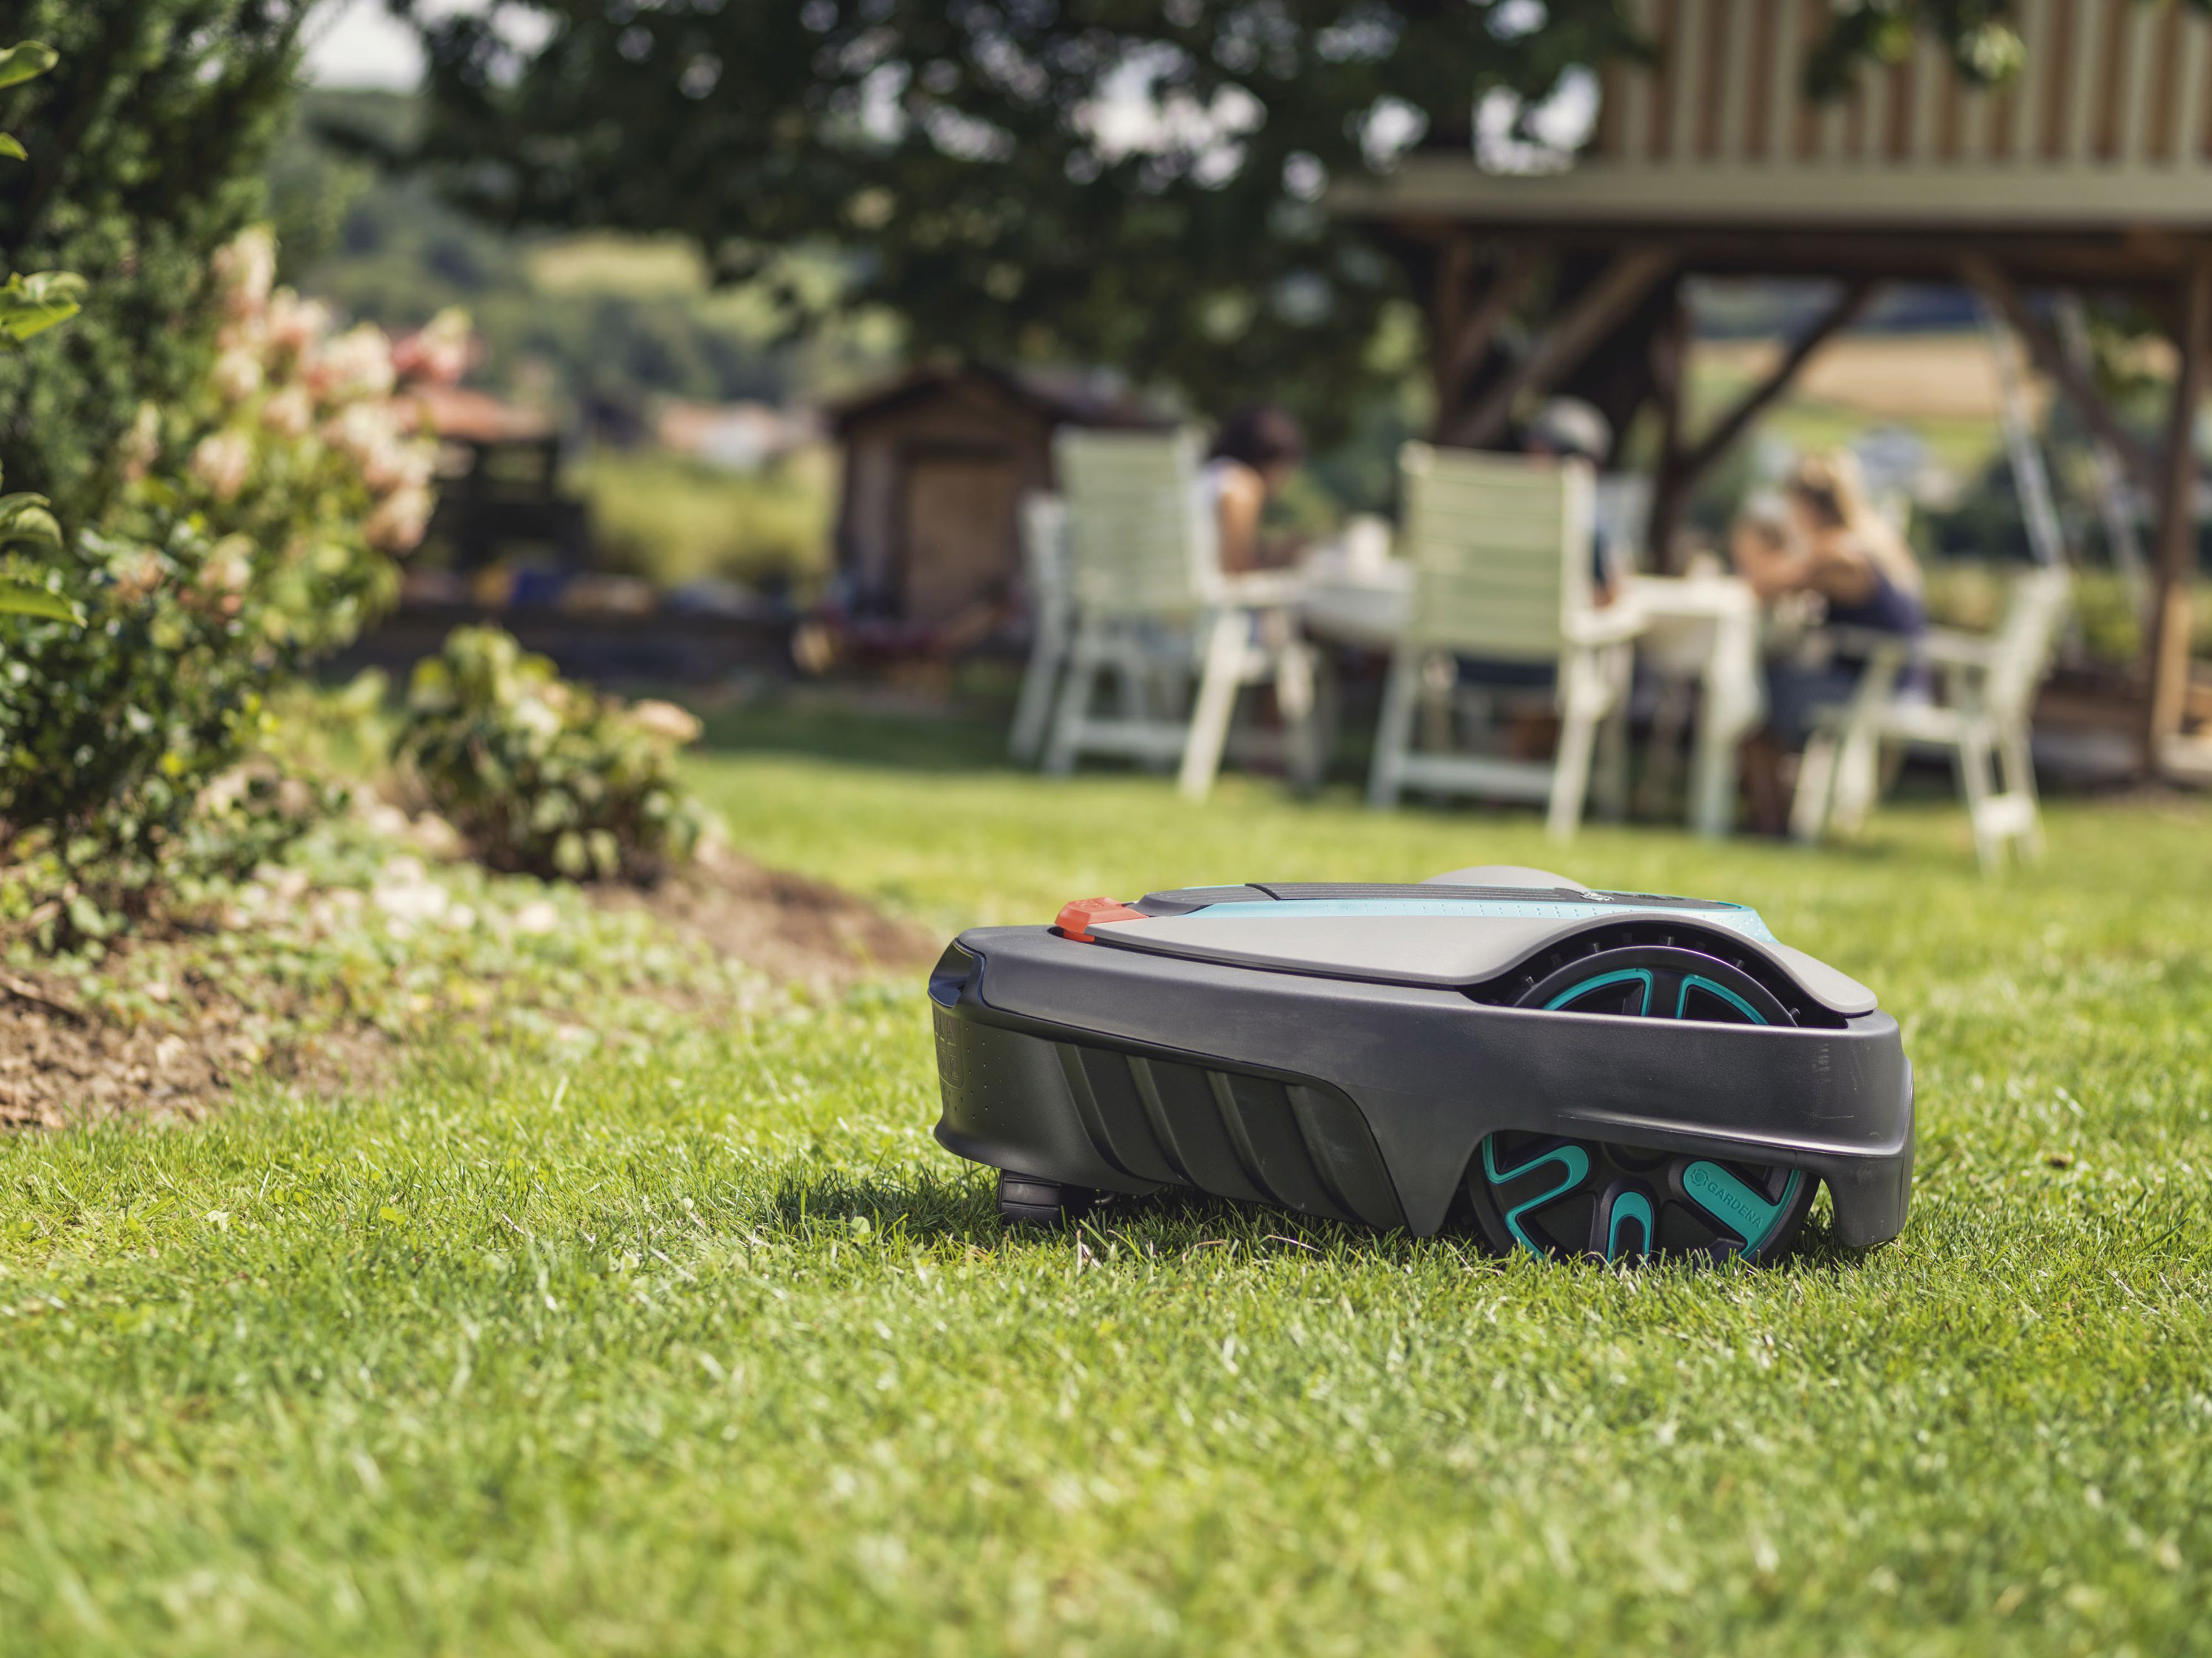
6,707 -> 2212,1655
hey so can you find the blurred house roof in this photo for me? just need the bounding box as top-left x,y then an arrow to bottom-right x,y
827,361 -> 1161,436
1335,0 -> 2212,279
409,384 -> 554,445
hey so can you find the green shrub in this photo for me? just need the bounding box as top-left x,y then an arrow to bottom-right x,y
0,1 -> 302,530
0,34 -> 448,948
0,226 -> 463,932
0,503 -> 321,939
396,625 -> 708,885
1922,560 -> 2212,669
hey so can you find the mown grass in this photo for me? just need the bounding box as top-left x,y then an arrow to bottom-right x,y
6,707 -> 2212,1655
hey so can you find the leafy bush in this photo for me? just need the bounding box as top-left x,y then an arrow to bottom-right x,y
0,225 -> 465,936
0,505 -> 330,938
1922,559 -> 2212,670
0,33 -> 456,948
125,225 -> 455,656
397,626 -> 708,885
0,2 -> 304,530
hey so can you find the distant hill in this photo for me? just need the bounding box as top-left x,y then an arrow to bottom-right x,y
268,90 -> 899,433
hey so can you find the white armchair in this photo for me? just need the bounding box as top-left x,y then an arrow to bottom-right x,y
1366,444 -> 1649,839
1790,565 -> 2070,870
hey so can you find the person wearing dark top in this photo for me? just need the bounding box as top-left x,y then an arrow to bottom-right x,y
1731,450 -> 1928,833
1203,406 -> 1306,575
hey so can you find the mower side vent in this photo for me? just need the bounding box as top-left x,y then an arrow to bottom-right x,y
1054,1043 -> 1408,1232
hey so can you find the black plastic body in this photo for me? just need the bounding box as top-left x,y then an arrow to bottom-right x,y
930,926 -> 1914,1246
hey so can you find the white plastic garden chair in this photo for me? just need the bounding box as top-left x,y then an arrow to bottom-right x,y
1366,443 -> 1648,839
1007,492 -> 1071,763
1042,429 -> 1316,800
1790,564 -> 2071,871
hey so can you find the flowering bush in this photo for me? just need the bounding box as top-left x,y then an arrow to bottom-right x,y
0,226 -> 475,933
128,225 -> 464,657
396,626 -> 709,886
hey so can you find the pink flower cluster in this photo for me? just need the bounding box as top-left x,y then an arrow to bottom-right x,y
190,226 -> 473,554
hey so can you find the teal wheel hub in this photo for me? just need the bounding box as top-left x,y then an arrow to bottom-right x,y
1464,943 -> 1817,1265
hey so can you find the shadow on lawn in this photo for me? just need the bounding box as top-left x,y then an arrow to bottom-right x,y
746,1165 -> 1893,1278
751,1165 -> 1417,1256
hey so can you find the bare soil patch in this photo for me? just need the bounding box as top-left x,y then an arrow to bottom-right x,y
1,845 -> 931,1131
0,974 -> 396,1132
596,841 -> 938,991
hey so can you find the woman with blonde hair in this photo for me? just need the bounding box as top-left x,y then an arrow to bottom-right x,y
1731,448 -> 1927,830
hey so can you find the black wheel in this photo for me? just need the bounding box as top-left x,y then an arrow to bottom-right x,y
1464,944 -> 1818,1266
995,1170 -> 1099,1229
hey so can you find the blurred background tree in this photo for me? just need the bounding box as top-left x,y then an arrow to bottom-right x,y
378,0 -> 1646,450
381,0 -> 2083,454
270,89 -> 823,417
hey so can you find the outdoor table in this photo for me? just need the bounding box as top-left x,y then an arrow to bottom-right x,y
1298,550 -> 1409,652
1298,550 -> 1764,838
1624,572 -> 1766,839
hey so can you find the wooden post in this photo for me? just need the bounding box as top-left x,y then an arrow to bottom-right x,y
1673,280 -> 1876,490
2146,247 -> 2212,769
1428,233 -> 1477,424
1646,285 -> 1691,574
1635,280 -> 1873,572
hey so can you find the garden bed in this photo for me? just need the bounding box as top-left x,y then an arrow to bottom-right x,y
0,814 -> 931,1131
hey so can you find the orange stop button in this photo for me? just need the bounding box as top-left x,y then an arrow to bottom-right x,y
1053,898 -> 1147,942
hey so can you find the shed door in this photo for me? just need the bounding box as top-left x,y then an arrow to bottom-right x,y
899,451 -> 1020,629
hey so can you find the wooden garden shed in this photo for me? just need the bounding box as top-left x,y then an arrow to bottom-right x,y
829,363 -> 1153,635
1331,0 -> 2212,771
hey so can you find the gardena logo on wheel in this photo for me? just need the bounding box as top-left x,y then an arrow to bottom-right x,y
1683,1162 -> 1769,1239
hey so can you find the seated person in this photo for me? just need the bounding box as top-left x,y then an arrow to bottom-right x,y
1731,450 -> 1927,831
1521,396 -> 1624,603
1203,406 -> 1306,575
1522,395 -> 1613,471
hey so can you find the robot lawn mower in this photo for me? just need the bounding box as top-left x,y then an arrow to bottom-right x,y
927,867 -> 1911,1265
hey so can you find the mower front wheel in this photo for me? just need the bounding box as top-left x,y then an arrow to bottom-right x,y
995,1170 -> 1099,1228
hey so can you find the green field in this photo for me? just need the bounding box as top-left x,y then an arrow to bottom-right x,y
5,707 -> 2211,1654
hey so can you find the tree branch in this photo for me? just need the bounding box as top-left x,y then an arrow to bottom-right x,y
1674,280 -> 1877,490
1444,243 -> 1675,449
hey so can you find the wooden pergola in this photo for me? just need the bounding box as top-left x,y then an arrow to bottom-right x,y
1332,0 -> 2212,771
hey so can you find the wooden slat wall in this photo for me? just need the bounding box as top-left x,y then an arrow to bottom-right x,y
1588,0 -> 2212,175
2177,9 -> 2211,166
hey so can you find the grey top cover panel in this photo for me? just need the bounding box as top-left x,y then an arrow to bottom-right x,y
1088,902 -> 1878,1016
1422,864 -> 1593,892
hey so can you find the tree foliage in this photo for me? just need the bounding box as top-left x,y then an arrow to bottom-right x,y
395,1 -> 2084,438
1809,1 -> 2212,100
394,0 -> 1644,440
0,0 -> 308,527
